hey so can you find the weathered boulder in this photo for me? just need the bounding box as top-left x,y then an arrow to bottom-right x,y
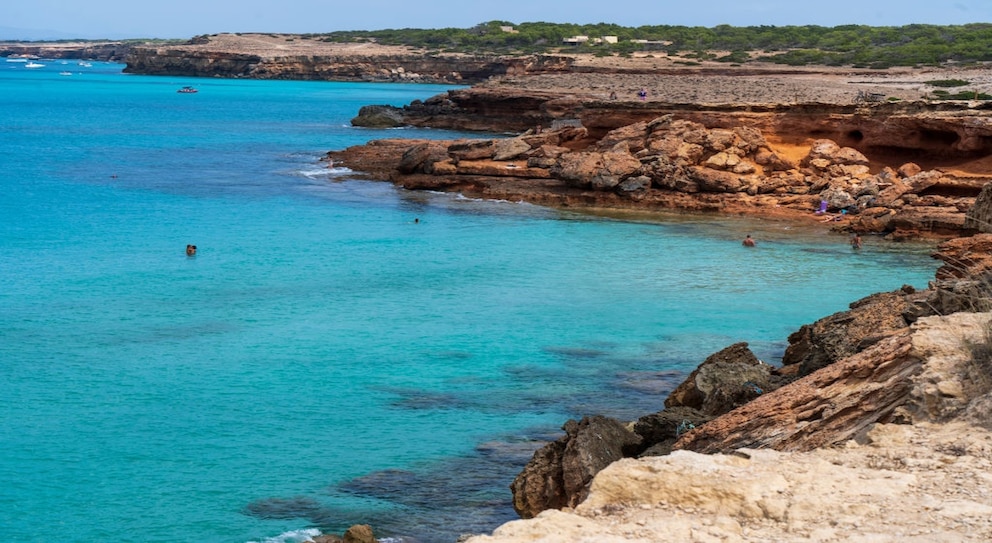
874,170 -> 944,206
311,523 -> 376,543
493,137 -> 533,161
510,415 -> 641,519
802,139 -> 869,169
704,151 -> 741,170
618,175 -> 651,192
343,524 -> 376,543
449,140 -> 496,161
397,141 -> 448,174
551,150 -> 641,190
552,152 -> 604,188
350,104 -> 405,128
754,148 -> 795,172
688,166 -> 746,193
664,342 -> 776,415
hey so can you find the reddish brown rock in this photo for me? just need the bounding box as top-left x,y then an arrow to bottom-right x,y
781,286 -> 926,376
675,331 -> 919,453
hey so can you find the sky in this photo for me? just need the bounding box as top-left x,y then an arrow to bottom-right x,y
3,0 -> 991,40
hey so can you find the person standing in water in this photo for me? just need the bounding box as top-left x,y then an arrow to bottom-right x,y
186,244 -> 197,256
851,234 -> 862,249
742,234 -> 756,247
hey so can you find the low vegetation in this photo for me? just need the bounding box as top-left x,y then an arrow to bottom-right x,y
926,79 -> 971,87
932,89 -> 992,100
298,21 -> 992,68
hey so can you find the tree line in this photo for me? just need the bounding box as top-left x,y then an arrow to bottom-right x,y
298,21 -> 992,68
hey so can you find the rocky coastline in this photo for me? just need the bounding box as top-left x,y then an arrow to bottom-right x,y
8,33 -> 992,541
326,58 -> 992,541
332,62 -> 992,240
121,33 -> 574,83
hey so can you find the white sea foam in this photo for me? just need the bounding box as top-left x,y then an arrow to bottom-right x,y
297,166 -> 353,179
245,527 -> 322,543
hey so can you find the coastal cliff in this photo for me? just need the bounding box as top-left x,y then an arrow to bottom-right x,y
0,41 -> 129,62
122,33 -> 573,83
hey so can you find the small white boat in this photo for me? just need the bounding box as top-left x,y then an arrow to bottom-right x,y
78,61 -> 93,67
59,71 -> 73,76
6,57 -> 28,63
24,62 -> 45,69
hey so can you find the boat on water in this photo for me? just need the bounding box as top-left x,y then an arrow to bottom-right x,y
59,71 -> 73,76
24,62 -> 45,69
177,86 -> 198,94
5,57 -> 28,63
77,61 -> 93,67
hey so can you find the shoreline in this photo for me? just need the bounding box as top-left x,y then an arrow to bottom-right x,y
323,49 -> 992,542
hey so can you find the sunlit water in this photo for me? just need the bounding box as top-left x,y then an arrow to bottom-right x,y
0,61 -> 940,543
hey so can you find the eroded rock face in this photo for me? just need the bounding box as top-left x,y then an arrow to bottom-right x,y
675,311 -> 992,455
124,44 -> 526,83
965,181 -> 992,233
0,42 -> 129,61
781,286 -> 930,376
331,112 -> 988,238
926,233 -> 992,316
675,331 -> 919,453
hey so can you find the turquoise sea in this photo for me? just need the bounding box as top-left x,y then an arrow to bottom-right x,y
0,61 -> 940,543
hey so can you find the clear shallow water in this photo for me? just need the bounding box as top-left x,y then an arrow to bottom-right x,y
0,62 -> 939,543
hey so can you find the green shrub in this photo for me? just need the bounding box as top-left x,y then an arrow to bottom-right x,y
926,79 -> 971,87
933,89 -> 992,100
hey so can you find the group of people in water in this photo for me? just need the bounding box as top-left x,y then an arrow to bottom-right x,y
742,233 -> 862,249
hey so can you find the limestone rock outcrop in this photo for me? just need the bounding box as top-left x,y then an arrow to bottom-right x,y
331,115 -> 988,238
0,42 -> 129,61
467,419 -> 992,543
780,285 -> 930,376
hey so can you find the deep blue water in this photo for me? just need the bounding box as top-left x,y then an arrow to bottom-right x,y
0,60 -> 940,543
